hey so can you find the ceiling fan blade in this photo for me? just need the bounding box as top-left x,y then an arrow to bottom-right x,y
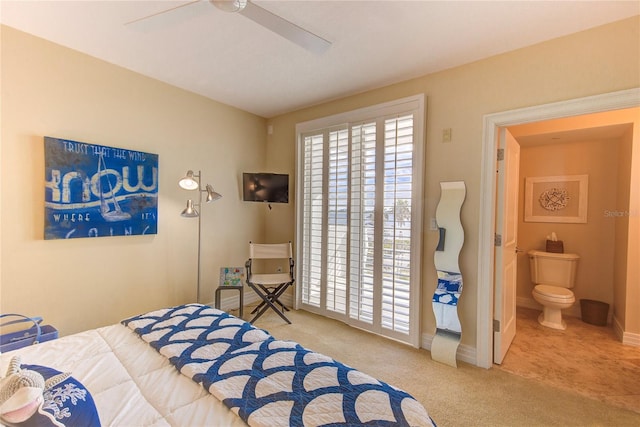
125,0 -> 201,27
239,1 -> 331,54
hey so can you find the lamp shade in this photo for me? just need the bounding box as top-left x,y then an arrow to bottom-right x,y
205,184 -> 223,203
179,170 -> 199,190
181,199 -> 199,217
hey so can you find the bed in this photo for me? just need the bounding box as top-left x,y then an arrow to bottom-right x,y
0,304 -> 436,426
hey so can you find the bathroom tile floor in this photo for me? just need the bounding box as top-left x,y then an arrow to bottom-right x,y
497,307 -> 640,414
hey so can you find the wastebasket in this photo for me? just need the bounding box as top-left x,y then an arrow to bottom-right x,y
580,299 -> 609,326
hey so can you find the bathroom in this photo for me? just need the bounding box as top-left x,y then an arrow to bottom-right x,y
509,110 -> 636,334
494,109 -> 639,410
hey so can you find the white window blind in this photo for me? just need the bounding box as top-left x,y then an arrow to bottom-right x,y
296,95 -> 424,346
326,129 -> 349,313
348,122 -> 377,324
381,115 -> 414,333
300,133 -> 324,308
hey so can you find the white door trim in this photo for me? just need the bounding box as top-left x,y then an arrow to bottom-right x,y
477,88 -> 640,369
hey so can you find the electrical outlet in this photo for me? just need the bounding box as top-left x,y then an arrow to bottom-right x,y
430,218 -> 438,231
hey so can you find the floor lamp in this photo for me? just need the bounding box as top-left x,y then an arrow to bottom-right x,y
179,170 -> 222,303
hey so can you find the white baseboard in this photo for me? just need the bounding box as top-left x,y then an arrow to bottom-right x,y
613,315 -> 640,347
622,331 -> 640,347
614,316 -> 624,341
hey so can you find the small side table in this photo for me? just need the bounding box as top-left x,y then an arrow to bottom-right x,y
214,285 -> 244,318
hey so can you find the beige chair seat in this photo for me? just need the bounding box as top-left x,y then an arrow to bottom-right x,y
249,273 -> 292,285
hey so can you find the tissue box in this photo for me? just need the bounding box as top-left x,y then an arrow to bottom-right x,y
546,240 -> 564,253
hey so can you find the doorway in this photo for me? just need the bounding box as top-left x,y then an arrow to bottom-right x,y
476,88 -> 640,369
509,118 -> 633,318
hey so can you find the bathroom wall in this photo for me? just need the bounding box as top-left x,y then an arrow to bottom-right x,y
516,135 -> 629,319
613,126 -> 634,329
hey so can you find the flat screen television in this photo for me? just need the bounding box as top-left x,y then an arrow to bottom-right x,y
243,172 -> 289,204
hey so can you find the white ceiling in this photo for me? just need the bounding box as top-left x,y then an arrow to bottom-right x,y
516,123 -> 633,147
1,1 -> 638,118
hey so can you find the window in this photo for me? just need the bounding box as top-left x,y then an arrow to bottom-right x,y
295,96 -> 425,346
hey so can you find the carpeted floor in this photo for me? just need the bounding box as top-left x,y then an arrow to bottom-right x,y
497,307 -> 640,414
233,305 -> 640,426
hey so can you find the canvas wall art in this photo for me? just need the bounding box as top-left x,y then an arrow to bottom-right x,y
524,174 -> 588,223
44,136 -> 159,239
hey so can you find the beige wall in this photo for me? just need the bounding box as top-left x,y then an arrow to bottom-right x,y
0,26 -> 268,335
624,113 -> 640,341
615,126 -> 633,327
267,17 -> 640,350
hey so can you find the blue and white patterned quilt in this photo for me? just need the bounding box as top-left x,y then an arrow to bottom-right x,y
122,304 -> 435,427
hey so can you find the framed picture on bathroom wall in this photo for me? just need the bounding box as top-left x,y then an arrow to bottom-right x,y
524,174 -> 588,223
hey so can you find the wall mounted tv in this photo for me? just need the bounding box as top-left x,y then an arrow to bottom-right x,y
243,172 -> 289,204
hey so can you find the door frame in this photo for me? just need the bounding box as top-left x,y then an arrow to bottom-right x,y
476,88 -> 640,369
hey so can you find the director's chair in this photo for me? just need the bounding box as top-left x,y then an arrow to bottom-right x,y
246,242 -> 294,324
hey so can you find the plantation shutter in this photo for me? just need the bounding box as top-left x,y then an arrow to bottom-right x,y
300,133 -> 324,307
349,122 -> 377,324
326,129 -> 350,313
296,95 -> 424,346
381,115 -> 414,333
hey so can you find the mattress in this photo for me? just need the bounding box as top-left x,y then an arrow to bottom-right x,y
0,322 -> 246,426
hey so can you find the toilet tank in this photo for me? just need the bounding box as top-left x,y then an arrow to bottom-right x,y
528,250 -> 580,288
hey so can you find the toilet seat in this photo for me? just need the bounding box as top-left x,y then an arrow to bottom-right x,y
533,284 -> 574,302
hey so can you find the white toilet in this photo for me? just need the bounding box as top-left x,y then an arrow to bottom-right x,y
529,250 -> 580,330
